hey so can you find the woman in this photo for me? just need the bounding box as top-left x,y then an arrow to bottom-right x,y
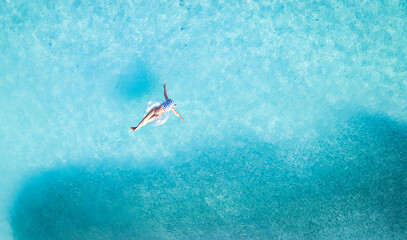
131,83 -> 184,131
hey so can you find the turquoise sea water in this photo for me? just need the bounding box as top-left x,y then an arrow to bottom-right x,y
1,0 -> 407,239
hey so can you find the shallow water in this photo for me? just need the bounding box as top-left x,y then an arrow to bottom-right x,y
1,0 -> 407,239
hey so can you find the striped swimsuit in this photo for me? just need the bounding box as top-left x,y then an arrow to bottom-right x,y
162,99 -> 176,112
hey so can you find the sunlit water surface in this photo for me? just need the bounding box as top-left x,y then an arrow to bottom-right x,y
1,0 -> 407,239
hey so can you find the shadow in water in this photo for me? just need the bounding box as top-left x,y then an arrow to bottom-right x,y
114,59 -> 157,100
9,113 -> 407,239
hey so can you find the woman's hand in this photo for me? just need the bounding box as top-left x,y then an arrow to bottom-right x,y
163,83 -> 167,87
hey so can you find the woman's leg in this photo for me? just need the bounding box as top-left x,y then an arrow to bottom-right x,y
131,108 -> 157,131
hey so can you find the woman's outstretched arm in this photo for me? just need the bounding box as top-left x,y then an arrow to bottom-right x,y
171,108 -> 184,122
164,83 -> 169,100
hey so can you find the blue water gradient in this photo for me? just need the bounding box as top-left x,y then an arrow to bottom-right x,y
1,0 -> 407,239
9,114 -> 407,239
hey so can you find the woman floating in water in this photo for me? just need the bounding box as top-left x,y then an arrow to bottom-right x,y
131,83 -> 184,131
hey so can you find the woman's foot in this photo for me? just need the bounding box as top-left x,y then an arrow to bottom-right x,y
130,127 -> 137,131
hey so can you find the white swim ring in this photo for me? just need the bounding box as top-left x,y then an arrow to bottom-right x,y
144,101 -> 169,126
